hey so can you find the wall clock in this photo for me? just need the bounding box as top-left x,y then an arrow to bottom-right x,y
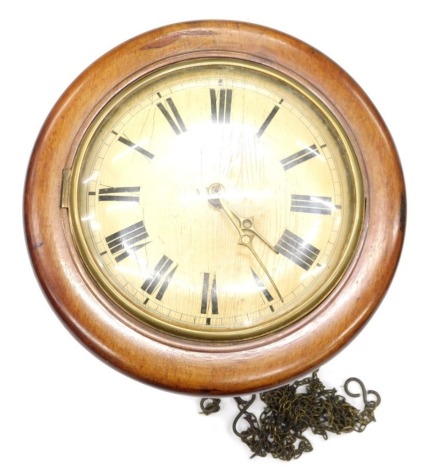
24,20 -> 405,396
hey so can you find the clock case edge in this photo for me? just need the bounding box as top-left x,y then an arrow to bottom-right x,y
24,20 -> 406,396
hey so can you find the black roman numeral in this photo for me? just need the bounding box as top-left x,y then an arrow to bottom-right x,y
256,104 -> 280,137
210,88 -> 232,123
290,195 -> 333,215
200,273 -> 219,316
117,135 -> 155,159
157,97 -> 187,135
251,268 -> 275,312
280,145 -> 319,170
98,186 -> 140,202
105,220 -> 149,263
274,229 -> 320,270
141,255 -> 178,301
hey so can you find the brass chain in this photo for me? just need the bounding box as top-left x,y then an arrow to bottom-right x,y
200,370 -> 381,461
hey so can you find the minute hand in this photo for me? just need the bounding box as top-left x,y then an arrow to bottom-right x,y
217,197 -> 278,254
216,197 -> 283,302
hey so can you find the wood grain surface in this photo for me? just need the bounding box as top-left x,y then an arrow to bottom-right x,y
24,20 -> 405,395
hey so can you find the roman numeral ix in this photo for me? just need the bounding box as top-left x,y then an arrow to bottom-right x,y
98,186 -> 140,202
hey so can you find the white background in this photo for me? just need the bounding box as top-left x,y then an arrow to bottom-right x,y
2,1 -> 421,468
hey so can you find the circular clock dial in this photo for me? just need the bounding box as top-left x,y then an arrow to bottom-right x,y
69,59 -> 364,340
25,21 -> 404,393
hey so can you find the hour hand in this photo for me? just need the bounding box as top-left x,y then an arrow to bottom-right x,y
208,183 -> 283,302
207,183 -> 278,254
223,203 -> 278,254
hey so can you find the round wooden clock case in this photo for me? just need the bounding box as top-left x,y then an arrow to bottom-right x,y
24,21 -> 405,396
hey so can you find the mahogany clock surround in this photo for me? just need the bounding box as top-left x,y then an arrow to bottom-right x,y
24,21 -> 405,395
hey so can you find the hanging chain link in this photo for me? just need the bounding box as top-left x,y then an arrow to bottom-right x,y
200,370 -> 381,461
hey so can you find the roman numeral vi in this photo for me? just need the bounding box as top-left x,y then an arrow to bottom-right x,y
200,273 -> 219,315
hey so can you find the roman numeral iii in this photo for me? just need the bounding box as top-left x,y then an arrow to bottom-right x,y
290,194 -> 333,215
98,186 -> 140,202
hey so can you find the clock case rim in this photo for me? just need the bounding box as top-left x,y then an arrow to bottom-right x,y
24,20 -> 406,396
67,57 -> 365,342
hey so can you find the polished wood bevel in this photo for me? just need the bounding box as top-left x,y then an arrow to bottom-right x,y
24,21 -> 405,396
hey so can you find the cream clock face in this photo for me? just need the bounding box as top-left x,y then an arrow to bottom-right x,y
69,59 -> 364,340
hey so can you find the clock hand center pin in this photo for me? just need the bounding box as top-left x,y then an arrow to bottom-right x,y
207,183 -> 283,302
